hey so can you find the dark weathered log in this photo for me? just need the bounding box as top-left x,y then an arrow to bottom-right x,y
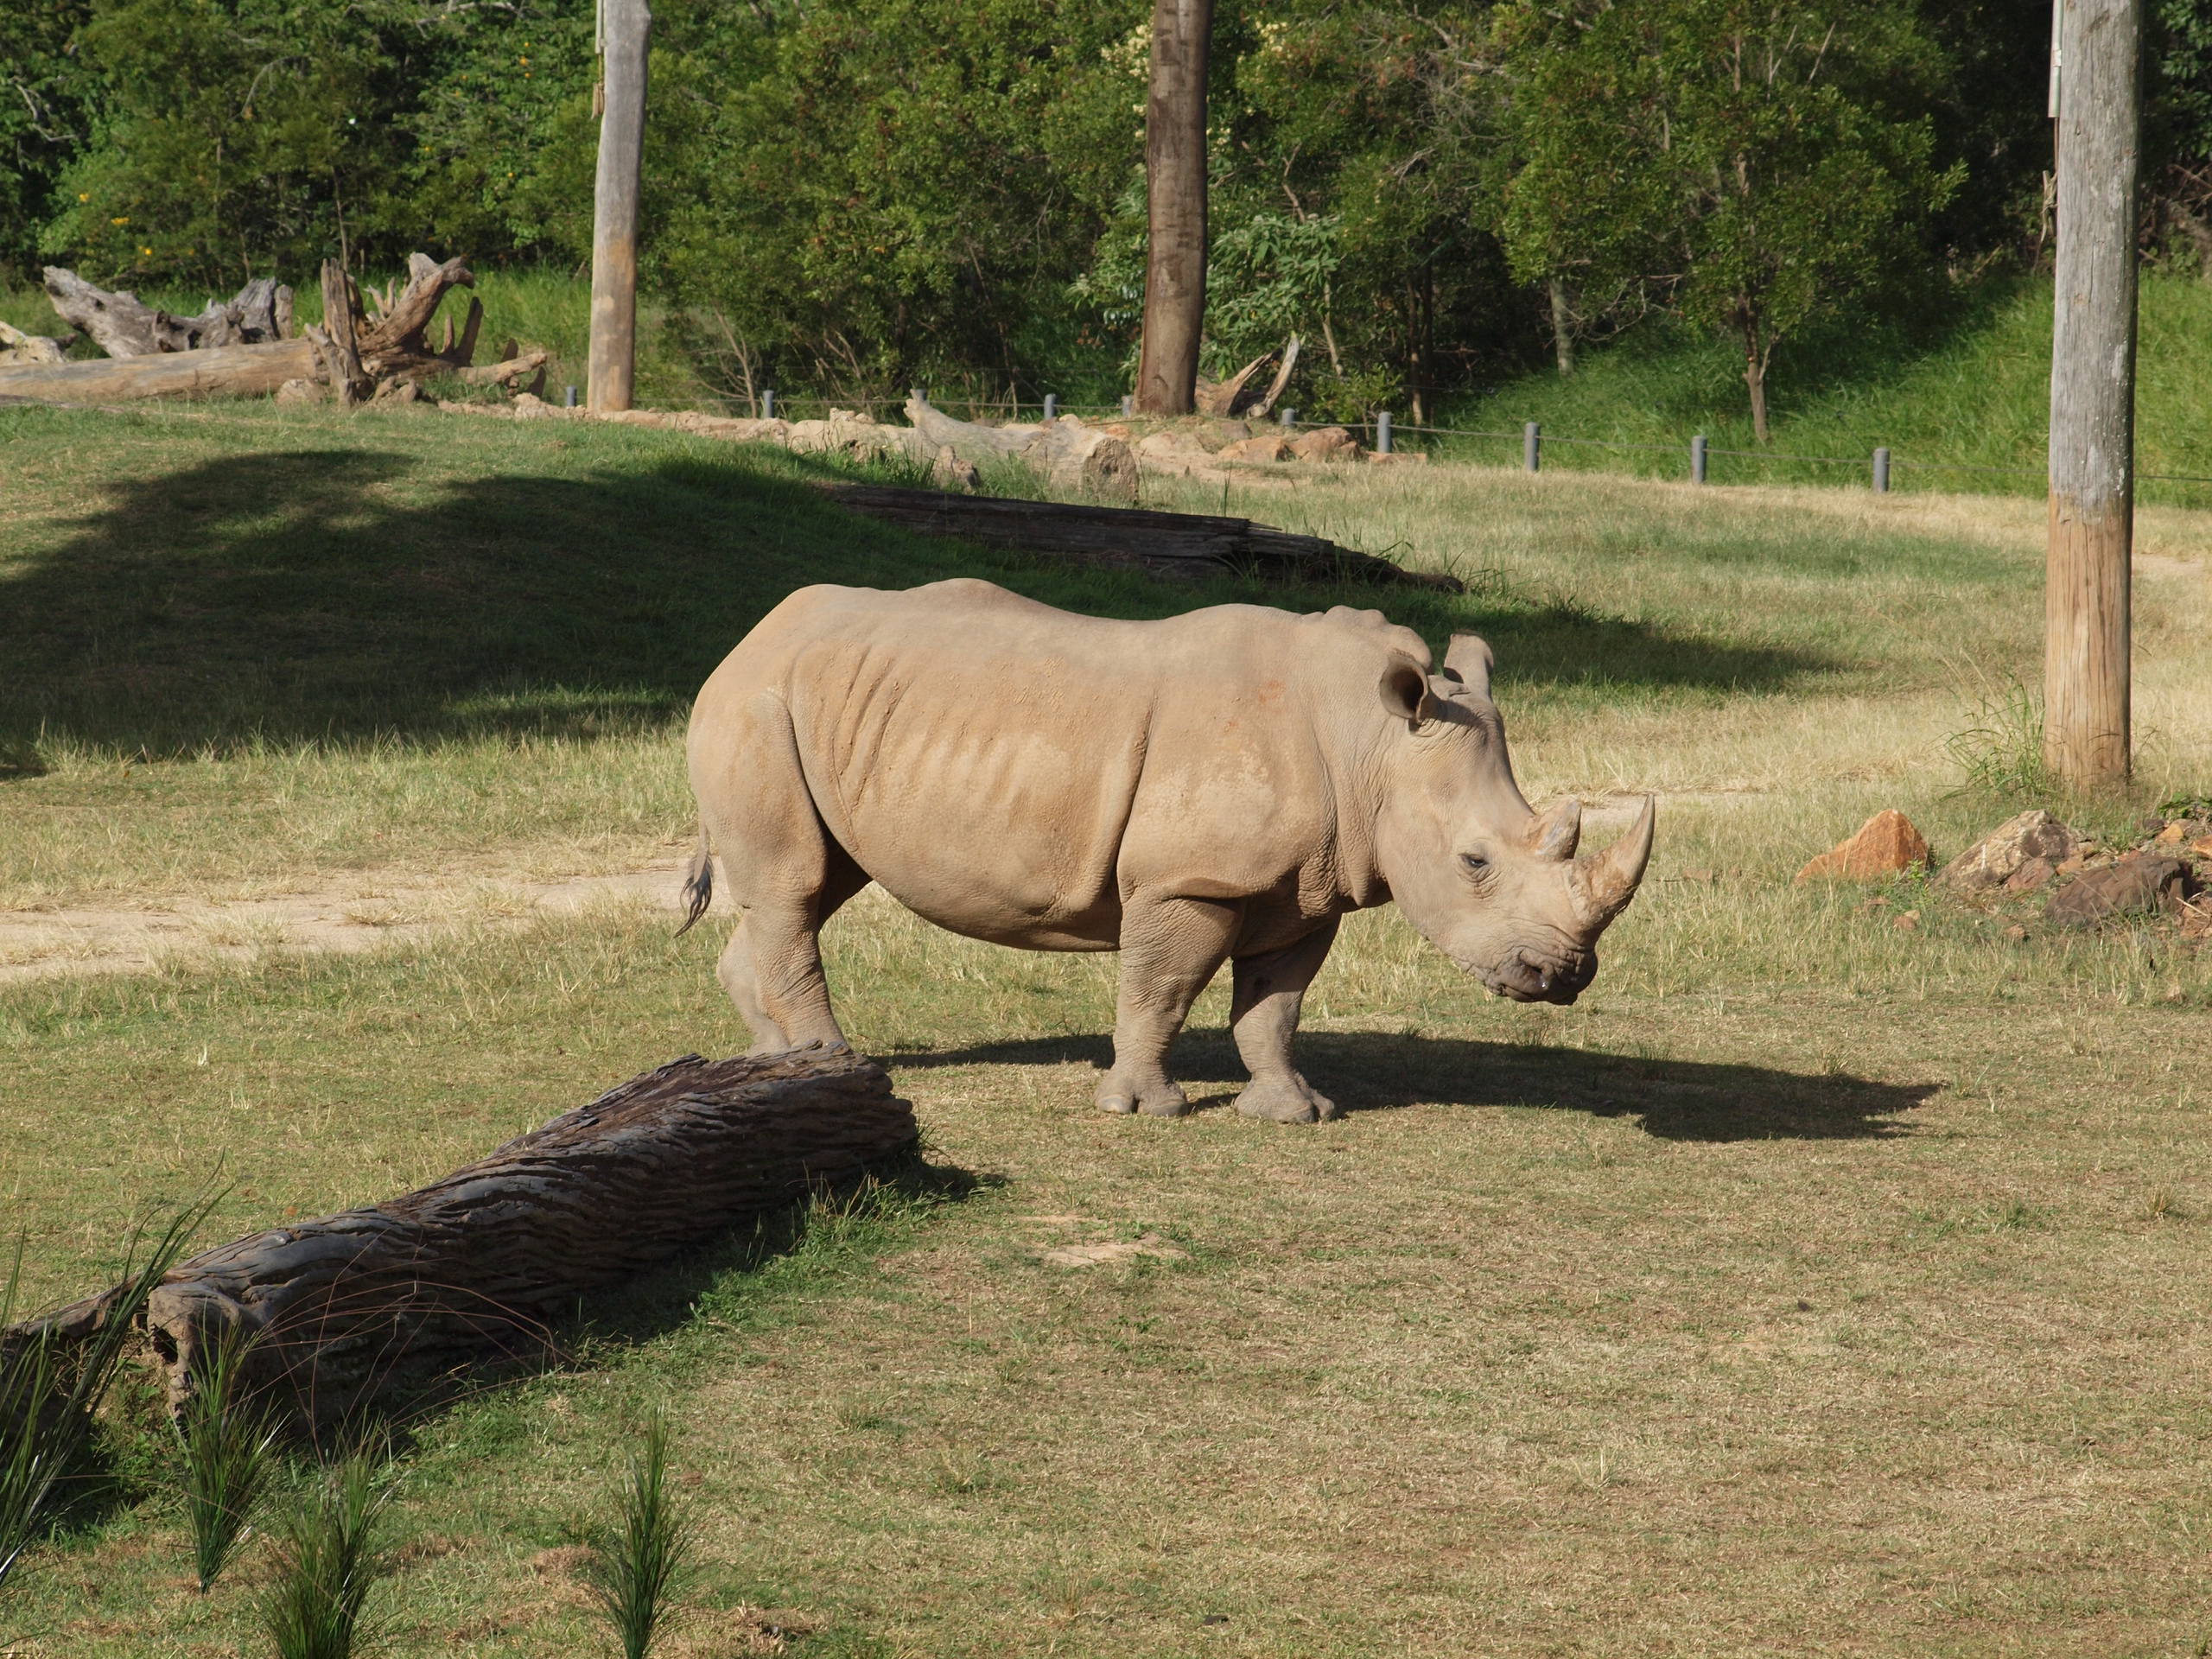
41,267 -> 292,357
0,337 -> 321,403
136,1046 -> 914,1426
823,482 -> 1463,592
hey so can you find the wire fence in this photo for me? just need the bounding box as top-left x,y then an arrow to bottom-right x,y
702,385 -> 2212,496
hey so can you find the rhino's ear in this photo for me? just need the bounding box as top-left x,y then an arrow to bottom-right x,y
1441,634 -> 1495,702
1378,655 -> 1433,727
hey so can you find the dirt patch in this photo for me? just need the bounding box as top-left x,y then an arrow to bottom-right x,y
0,861 -> 690,985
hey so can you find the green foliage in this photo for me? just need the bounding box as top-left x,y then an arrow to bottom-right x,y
0,1195 -> 217,1601
257,1452 -> 393,1659
176,1328 -> 278,1594
1495,0 -> 1963,437
0,0 -> 96,278
584,1414 -> 697,1659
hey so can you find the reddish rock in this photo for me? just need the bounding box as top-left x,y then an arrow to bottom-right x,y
1288,425 -> 1360,462
2003,855 -> 2061,896
2046,855 -> 2193,929
1892,910 -> 1922,932
1795,810 -> 1933,884
1936,809 -> 2076,891
1220,433 -> 1293,463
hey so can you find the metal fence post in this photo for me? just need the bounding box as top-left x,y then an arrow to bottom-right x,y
910,385 -> 928,410
760,388 -> 774,420
1872,447 -> 1891,493
1524,422 -> 1541,473
1691,434 -> 1707,484
1376,410 -> 1393,454
1042,393 -> 1057,423
1279,407 -> 1296,427
564,385 -> 578,410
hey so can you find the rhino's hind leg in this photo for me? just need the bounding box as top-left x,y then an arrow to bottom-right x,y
717,851 -> 870,1055
1229,918 -> 1341,1124
1098,894 -> 1241,1117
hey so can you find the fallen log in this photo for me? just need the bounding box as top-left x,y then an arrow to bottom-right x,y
3,1046 -> 917,1428
146,1046 -> 914,1425
0,336 -> 321,404
42,267 -> 291,357
822,482 -> 1462,591
904,397 -> 1139,505
0,319 -> 67,366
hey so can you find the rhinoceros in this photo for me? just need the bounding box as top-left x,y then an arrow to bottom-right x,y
681,578 -> 1652,1122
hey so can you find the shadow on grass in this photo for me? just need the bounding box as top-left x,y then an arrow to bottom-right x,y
0,437 -> 1833,758
892,1030 -> 1936,1141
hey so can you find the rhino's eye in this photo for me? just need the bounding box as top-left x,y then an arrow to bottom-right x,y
1459,853 -> 1490,875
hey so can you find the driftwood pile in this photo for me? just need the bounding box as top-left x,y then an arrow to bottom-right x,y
2,1046 -> 916,1427
0,255 -> 546,407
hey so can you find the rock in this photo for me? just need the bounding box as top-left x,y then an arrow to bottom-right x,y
2004,923 -> 2030,942
2141,815 -> 2171,837
2003,855 -> 2061,895
274,377 -> 325,405
1368,449 -> 1428,465
1198,420 -> 1251,451
1795,810 -> 1932,883
1936,809 -> 2076,891
1136,429 -> 1217,465
2191,836 -> 2212,860
1892,910 -> 1921,931
369,377 -> 422,406
2155,821 -> 2190,845
1220,433 -> 1294,463
2045,855 -> 2192,929
1288,425 -> 1360,462
671,411 -> 789,443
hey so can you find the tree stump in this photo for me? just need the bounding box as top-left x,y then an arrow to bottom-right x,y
131,1046 -> 915,1426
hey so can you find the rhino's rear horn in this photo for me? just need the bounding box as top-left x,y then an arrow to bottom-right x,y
1575,795 -> 1655,925
1527,798 -> 1581,861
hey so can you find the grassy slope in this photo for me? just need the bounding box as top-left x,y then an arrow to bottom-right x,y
0,403 -> 2209,1655
1442,273 -> 2212,508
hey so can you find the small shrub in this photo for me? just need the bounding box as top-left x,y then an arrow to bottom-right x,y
1947,674 -> 2054,798
586,1414 -> 699,1659
177,1329 -> 278,1592
258,1451 -> 392,1659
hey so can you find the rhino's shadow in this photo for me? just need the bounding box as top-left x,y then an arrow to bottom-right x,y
887,1030 -> 1936,1141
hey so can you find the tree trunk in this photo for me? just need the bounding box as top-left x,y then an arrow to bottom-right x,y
2047,0 -> 2139,790
1741,312 -> 1770,443
41,268 -> 292,358
1135,0 -> 1212,416
1548,277 -> 1576,376
134,1046 -> 916,1426
0,338 -> 321,403
588,0 -> 652,412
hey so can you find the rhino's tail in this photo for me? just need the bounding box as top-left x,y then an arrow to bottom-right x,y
676,830 -> 714,937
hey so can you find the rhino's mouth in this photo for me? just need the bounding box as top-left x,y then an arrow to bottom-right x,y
1480,949 -> 1594,1005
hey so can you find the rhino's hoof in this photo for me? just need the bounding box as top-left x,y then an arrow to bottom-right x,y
1096,1077 -> 1191,1117
1236,1077 -> 1336,1124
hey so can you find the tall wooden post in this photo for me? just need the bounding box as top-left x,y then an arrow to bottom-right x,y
1135,0 -> 1212,416
588,0 -> 652,413
2046,0 -> 2139,788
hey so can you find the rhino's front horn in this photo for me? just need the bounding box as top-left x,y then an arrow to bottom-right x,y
1574,795 -> 1655,925
1526,798 -> 1582,861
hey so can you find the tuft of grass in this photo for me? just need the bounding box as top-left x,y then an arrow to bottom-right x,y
1946,672 -> 2055,798
0,1193 -> 219,1599
584,1413 -> 699,1659
177,1326 -> 279,1593
257,1451 -> 393,1659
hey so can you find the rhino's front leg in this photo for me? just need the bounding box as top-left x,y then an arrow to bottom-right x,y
1230,917 -> 1341,1123
1098,894 -> 1240,1117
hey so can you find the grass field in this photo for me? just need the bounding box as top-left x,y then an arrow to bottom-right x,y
1444,273 -> 2212,510
2,399 -> 2209,1656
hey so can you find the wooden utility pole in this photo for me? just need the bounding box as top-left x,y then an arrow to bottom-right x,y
588,0 -> 652,413
2046,0 -> 2139,788
1135,0 -> 1212,416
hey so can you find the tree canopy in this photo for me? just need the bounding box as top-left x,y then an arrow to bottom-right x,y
3,0 -> 2208,424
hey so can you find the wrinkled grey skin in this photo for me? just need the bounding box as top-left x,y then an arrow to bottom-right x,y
683,579 -> 1653,1122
